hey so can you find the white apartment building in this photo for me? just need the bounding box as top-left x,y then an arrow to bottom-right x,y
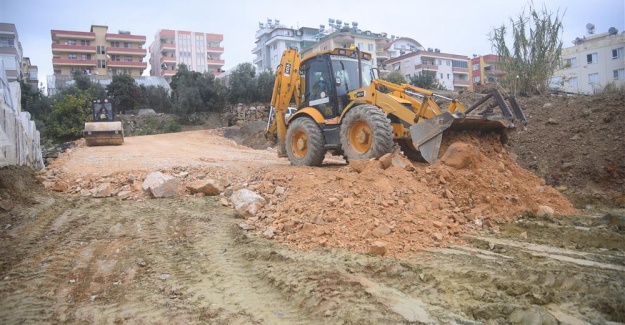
252,19 -> 319,72
149,29 -> 224,83
552,27 -> 625,94
383,50 -> 470,91
0,23 -> 23,83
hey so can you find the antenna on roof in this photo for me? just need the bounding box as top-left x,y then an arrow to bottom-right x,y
586,23 -> 595,35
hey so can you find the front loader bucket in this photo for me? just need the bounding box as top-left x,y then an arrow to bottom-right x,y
409,112 -> 454,164
83,121 -> 124,146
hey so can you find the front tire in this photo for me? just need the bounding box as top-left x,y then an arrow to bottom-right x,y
286,117 -> 326,166
340,105 -> 394,160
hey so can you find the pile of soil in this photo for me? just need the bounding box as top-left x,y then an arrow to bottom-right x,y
246,132 -> 575,256
510,93 -> 625,207
0,166 -> 41,211
223,120 -> 275,150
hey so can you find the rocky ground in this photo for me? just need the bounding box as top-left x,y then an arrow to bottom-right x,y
0,92 -> 624,324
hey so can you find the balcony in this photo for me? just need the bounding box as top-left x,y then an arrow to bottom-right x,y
51,30 -> 96,41
253,56 -> 263,64
206,46 -> 224,53
106,47 -> 147,55
376,51 -> 389,60
333,32 -> 354,45
160,42 -> 176,52
105,33 -> 146,43
161,69 -> 176,76
160,56 -> 176,64
452,67 -> 468,73
52,44 -> 96,54
415,64 -> 438,71
207,59 -> 225,65
485,68 -> 507,76
158,29 -> 175,38
52,58 -> 97,67
252,45 -> 262,54
206,33 -> 223,42
107,60 -> 148,68
453,79 -> 469,86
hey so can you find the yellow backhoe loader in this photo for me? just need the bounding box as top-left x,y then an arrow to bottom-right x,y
267,47 -> 526,165
83,98 -> 124,146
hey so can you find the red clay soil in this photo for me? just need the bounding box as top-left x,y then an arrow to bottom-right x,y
248,132 -> 576,257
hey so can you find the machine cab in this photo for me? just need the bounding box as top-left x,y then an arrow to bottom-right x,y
93,98 -> 114,122
300,49 -> 373,120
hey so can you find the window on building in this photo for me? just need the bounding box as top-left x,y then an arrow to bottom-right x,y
452,60 -> 468,68
405,74 -> 410,80
96,46 -> 105,54
111,55 -> 121,61
447,74 -> 451,80
403,60 -> 410,67
614,68 -> 624,80
588,73 -> 599,84
368,44 -> 374,52
67,39 -> 76,45
357,43 -> 363,49
613,47 -> 623,59
68,53 -> 77,60
111,41 -> 120,47
586,53 -> 598,64
472,63 -> 479,70
437,59 -> 442,65
568,77 -> 577,87
80,40 -> 90,46
98,60 -> 106,68
80,54 -> 91,60
393,63 -> 400,71
446,61 -> 451,66
123,42 -> 132,48
0,37 -> 15,47
473,76 -> 480,83
125,56 -> 132,62
562,57 -> 577,68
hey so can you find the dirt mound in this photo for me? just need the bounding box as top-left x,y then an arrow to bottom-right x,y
0,166 -> 41,211
223,120 -> 275,149
510,93 -> 625,207
247,133 -> 575,256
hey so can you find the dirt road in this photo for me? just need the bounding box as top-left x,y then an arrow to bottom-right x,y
1,130 -> 624,324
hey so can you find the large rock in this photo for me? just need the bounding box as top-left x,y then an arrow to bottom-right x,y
92,182 -> 115,198
142,172 -> 179,198
186,179 -> 222,196
536,205 -> 555,217
440,142 -> 479,169
369,241 -> 387,256
230,189 -> 266,218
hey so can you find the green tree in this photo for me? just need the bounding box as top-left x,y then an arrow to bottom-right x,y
170,64 -> 225,117
226,63 -> 256,104
489,3 -> 564,95
255,70 -> 275,103
19,80 -> 51,120
383,71 -> 406,85
140,85 -> 172,113
409,72 -> 445,90
106,74 -> 141,113
46,92 -> 91,140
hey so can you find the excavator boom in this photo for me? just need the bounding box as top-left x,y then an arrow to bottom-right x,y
268,48 -> 301,156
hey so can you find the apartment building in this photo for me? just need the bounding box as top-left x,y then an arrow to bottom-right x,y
51,25 -> 147,77
552,27 -> 625,94
149,29 -> 224,82
300,20 -> 390,69
0,23 -> 23,82
253,19 -> 319,72
468,54 -> 506,91
383,50 -> 470,91
21,57 -> 38,89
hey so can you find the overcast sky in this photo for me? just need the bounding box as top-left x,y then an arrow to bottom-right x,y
2,0 -> 623,89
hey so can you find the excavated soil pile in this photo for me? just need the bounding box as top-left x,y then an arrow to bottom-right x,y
456,91 -> 625,207
247,132 -> 576,256
223,120 -> 275,150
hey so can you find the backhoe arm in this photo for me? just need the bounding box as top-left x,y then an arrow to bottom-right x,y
269,48 -> 301,156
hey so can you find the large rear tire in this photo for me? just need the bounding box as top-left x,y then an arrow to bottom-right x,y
286,117 -> 326,166
340,105 -> 394,160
